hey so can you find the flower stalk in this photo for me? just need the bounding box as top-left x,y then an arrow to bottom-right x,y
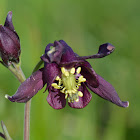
8,62 -> 26,83
23,60 -> 43,140
6,62 -> 31,140
24,100 -> 31,140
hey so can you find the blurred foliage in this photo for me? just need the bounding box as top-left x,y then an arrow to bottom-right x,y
0,0 -> 139,140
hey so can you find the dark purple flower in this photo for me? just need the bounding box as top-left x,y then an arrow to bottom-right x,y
0,11 -> 20,65
6,40 -> 129,109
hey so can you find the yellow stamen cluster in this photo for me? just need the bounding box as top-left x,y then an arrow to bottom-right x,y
51,67 -> 86,103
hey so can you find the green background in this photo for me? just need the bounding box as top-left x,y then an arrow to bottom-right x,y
0,0 -> 139,139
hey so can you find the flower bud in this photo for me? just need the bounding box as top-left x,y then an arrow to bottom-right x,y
0,11 -> 20,65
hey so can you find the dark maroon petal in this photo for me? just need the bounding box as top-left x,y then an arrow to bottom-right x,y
86,75 -> 129,108
75,60 -> 99,88
58,40 -> 81,65
44,40 -> 81,66
45,43 -> 54,53
4,11 -> 14,31
7,69 -> 44,103
43,63 -> 61,89
41,43 -> 54,63
68,84 -> 92,109
41,54 -> 50,63
52,41 -> 66,64
44,41 -> 64,64
80,43 -> 115,59
47,88 -> 66,109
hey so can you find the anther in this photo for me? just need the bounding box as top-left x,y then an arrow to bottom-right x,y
51,83 -> 61,89
61,87 -> 66,93
80,78 -> 86,83
64,71 -> 69,77
78,91 -> 83,97
56,76 -> 60,80
67,90 -> 72,94
68,98 -> 71,103
61,67 -> 66,74
78,76 -> 86,83
76,67 -> 81,74
70,67 -> 75,74
72,88 -> 77,92
65,94 -> 68,99
75,98 -> 79,102
78,76 -> 84,82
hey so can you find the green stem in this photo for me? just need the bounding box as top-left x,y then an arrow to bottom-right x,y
8,63 -> 26,83
8,60 -> 43,140
24,100 -> 31,140
8,62 -> 31,140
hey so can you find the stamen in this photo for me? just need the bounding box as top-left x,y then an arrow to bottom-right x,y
78,76 -> 86,83
61,67 -> 69,77
67,90 -> 72,94
61,67 -> 66,74
78,91 -> 83,97
65,94 -> 68,99
61,87 -> 66,93
72,88 -> 77,92
75,98 -> 79,102
51,67 -> 86,103
56,76 -> 60,80
51,83 -> 61,89
64,71 -> 69,77
78,76 -> 83,82
76,67 -> 81,74
70,67 -> 75,74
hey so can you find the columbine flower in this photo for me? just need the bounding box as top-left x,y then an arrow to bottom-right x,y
6,40 -> 129,109
0,11 -> 20,65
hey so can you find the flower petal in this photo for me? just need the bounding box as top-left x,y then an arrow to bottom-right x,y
45,43 -> 54,54
7,69 -> 44,103
44,40 -> 81,67
43,63 -> 61,89
68,83 -> 92,109
75,61 -> 99,88
44,41 -> 64,64
86,75 -> 129,108
47,87 -> 66,109
58,40 -> 79,64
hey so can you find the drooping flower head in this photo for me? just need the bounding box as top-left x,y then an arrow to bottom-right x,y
6,40 -> 129,109
0,11 -> 20,65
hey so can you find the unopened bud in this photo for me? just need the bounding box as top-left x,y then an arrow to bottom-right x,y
0,11 -> 21,66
